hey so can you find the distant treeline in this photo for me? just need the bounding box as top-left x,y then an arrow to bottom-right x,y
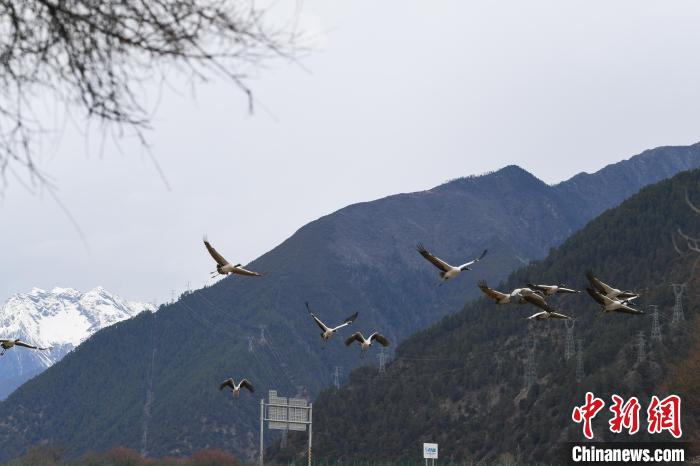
12,446 -> 238,465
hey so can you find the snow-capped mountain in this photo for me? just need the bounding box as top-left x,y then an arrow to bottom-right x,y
0,286 -> 154,400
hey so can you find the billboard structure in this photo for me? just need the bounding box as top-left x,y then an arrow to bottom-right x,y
260,390 -> 313,465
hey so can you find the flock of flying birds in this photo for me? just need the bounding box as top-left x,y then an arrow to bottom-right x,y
0,237 -> 643,399
205,237 -> 643,398
477,269 -> 643,321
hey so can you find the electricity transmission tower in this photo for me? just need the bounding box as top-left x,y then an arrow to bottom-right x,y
670,284 -> 686,327
524,337 -> 536,389
564,320 -> 575,361
248,336 -> 255,352
575,339 -> 584,383
258,325 -> 267,346
332,366 -> 342,389
650,305 -> 662,342
377,347 -> 387,374
636,331 -> 646,364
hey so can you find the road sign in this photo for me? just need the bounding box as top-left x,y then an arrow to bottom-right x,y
423,442 -> 438,459
260,390 -> 313,466
267,390 -> 310,431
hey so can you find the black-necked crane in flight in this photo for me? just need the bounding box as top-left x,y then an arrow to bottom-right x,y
204,236 -> 262,278
523,295 -> 572,320
478,282 -> 571,320
345,331 -> 390,357
586,288 -> 644,315
219,378 -> 255,397
0,338 -> 48,356
526,283 -> 580,296
586,271 -> 639,301
417,243 -> 487,284
478,281 -> 545,305
306,302 -> 358,344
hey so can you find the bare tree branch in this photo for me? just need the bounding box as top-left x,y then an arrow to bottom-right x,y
0,0 -> 303,190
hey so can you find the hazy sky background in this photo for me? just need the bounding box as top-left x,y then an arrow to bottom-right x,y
2,0 -> 700,305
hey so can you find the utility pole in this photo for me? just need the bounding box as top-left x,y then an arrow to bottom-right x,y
564,320 -> 575,361
576,339 -> 584,384
650,305 -> 662,342
671,284 -> 686,327
377,347 -> 387,374
636,331 -> 646,364
332,366 -> 341,389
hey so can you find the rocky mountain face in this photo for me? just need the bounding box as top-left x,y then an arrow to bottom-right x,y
271,168 -> 700,462
0,143 -> 697,461
0,287 -> 153,399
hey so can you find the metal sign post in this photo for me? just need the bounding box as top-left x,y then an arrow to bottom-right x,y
259,390 -> 312,465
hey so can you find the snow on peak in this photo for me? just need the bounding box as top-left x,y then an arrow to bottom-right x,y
0,286 -> 155,347
0,286 -> 156,400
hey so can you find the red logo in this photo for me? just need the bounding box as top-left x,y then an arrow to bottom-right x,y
647,395 -> 682,438
572,392 -> 606,439
572,393 -> 682,439
608,395 -> 641,435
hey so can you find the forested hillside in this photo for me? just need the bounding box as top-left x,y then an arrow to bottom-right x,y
272,168 -> 700,462
0,144 -> 698,461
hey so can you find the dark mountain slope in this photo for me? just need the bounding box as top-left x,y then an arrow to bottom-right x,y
273,168 -> 700,462
0,144 -> 699,461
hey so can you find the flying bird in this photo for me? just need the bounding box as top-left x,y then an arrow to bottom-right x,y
526,283 -> 580,296
527,310 -> 572,320
306,302 -> 358,343
417,243 -> 487,283
345,331 -> 390,356
204,237 -> 262,278
478,281 -> 513,304
478,282 -> 546,305
586,288 -> 644,315
0,339 -> 48,356
219,378 -> 255,396
586,271 -> 639,301
515,289 -> 564,314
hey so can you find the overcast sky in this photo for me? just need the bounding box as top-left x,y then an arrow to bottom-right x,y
2,0 -> 700,305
